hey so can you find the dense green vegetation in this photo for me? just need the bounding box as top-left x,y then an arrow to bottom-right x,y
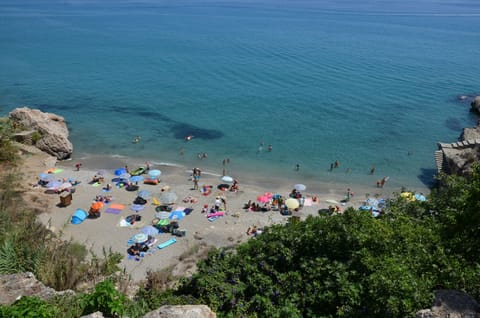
1,116 -> 480,317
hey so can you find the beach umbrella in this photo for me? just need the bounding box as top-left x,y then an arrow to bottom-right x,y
159,192 -> 177,204
39,173 -> 54,181
130,204 -> 145,212
90,201 -> 104,210
325,199 -> 340,205
133,233 -> 148,244
365,198 -> 379,207
148,169 -> 161,178
221,175 -> 234,183
169,210 -> 185,221
414,193 -> 427,201
119,172 -> 131,180
257,195 -> 271,203
217,183 -> 230,190
46,180 -> 62,189
137,190 -> 151,200
155,211 -> 170,220
294,184 -> 306,191
285,198 -> 299,210
58,182 -> 73,190
141,225 -> 159,236
114,168 -> 127,176
130,175 -> 144,183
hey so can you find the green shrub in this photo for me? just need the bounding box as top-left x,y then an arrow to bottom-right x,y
31,131 -> 41,145
80,279 -> 126,317
0,296 -> 59,318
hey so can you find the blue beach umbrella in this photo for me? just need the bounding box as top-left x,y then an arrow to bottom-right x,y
414,193 -> 427,201
119,173 -> 131,180
114,168 -> 127,176
148,169 -> 161,178
130,175 -> 144,183
46,180 -> 62,189
39,173 -> 54,181
130,204 -> 145,212
169,210 -> 185,221
141,225 -> 159,236
137,190 -> 151,200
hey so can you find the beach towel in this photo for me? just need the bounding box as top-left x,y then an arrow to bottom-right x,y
208,216 -> 220,222
91,182 -> 101,187
184,208 -> 193,215
46,168 -> 63,174
304,198 -> 313,207
105,203 -> 125,215
157,237 -> 177,249
207,211 -> 225,218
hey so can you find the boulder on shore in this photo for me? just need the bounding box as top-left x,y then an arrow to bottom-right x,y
8,107 -> 73,160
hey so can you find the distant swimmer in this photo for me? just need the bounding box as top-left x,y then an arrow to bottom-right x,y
132,135 -> 140,144
185,135 -> 194,141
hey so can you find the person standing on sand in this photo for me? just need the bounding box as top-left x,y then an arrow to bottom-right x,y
193,174 -> 199,190
75,163 -> 82,171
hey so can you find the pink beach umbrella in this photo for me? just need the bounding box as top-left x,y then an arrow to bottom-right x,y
257,195 -> 271,203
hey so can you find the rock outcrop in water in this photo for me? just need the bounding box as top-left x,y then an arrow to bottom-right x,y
8,107 -> 73,160
471,96 -> 480,114
436,124 -> 480,177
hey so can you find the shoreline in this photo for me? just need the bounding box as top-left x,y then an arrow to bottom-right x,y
23,151 -> 430,283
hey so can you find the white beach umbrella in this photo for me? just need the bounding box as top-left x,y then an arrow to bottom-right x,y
294,184 -> 306,191
325,199 -> 340,205
133,233 -> 148,244
221,175 -> 234,183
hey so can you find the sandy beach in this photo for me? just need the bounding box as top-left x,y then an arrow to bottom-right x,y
21,151 -> 429,283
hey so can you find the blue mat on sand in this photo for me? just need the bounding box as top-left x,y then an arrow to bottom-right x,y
208,216 -> 220,222
184,208 -> 193,215
157,238 -> 177,249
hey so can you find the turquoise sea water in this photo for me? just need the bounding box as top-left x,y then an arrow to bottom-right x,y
1,0 -> 480,191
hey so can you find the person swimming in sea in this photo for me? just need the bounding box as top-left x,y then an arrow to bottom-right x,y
185,135 -> 194,141
132,135 -> 141,144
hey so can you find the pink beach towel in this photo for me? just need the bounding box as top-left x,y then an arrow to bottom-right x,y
207,211 -> 225,218
304,198 -> 313,207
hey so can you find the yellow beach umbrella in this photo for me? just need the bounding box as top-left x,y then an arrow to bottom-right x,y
285,198 -> 299,210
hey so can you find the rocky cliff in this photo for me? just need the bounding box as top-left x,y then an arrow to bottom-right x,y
8,107 -> 73,160
0,272 -> 216,318
437,124 -> 480,177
